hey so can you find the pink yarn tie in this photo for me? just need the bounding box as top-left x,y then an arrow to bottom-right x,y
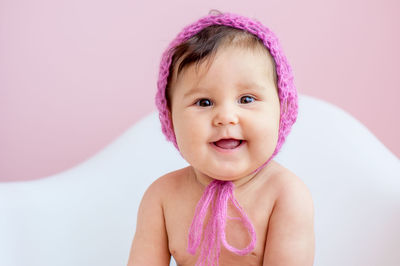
188,180 -> 256,265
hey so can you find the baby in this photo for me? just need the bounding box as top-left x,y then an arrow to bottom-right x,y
128,10 -> 315,266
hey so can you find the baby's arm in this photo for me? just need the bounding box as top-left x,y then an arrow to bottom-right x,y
263,174 -> 315,266
127,178 -> 170,265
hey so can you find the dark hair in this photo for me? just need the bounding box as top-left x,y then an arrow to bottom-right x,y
166,24 -> 277,109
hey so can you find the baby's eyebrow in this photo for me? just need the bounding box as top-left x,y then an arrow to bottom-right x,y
241,82 -> 267,92
236,82 -> 269,94
183,82 -> 267,98
183,86 -> 210,98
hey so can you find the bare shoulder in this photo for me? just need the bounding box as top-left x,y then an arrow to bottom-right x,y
143,166 -> 190,198
262,161 -> 315,265
127,167 -> 190,266
147,166 -> 192,200
268,161 -> 314,223
266,161 -> 313,206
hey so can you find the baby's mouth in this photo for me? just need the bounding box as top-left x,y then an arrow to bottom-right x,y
213,139 -> 244,149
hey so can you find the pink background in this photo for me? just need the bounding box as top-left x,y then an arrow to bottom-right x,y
1,0 -> 399,182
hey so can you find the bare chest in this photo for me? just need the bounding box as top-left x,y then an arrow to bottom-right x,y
164,189 -> 274,266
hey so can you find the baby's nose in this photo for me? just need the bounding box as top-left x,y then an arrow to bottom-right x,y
212,105 -> 239,126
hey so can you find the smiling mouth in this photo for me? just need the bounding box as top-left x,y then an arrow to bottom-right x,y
212,138 -> 244,149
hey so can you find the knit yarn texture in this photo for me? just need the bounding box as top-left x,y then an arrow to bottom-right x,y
155,11 -> 298,265
188,180 -> 257,265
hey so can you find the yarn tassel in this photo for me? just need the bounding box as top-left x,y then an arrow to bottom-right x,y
187,180 -> 256,265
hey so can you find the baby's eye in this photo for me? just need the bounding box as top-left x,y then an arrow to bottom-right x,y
239,95 -> 255,104
196,98 -> 213,107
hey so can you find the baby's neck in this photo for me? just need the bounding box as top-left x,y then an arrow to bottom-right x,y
190,165 -> 269,192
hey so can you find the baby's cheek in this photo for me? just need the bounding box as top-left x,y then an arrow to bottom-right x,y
247,122 -> 279,150
184,120 -> 203,140
175,119 -> 203,149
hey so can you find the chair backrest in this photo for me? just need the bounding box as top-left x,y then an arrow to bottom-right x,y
0,94 -> 399,266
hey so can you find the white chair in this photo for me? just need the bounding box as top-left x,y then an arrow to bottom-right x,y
1,94 -> 399,266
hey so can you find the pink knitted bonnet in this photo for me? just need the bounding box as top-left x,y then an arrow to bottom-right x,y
156,11 -> 298,165
155,10 -> 298,264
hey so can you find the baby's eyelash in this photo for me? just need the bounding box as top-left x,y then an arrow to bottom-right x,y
195,98 -> 213,107
239,95 -> 256,104
193,95 -> 257,107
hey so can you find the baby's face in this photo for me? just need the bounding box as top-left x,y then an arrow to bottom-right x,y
169,45 -> 280,181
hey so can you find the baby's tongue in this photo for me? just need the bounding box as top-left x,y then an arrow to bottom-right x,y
214,139 -> 241,149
